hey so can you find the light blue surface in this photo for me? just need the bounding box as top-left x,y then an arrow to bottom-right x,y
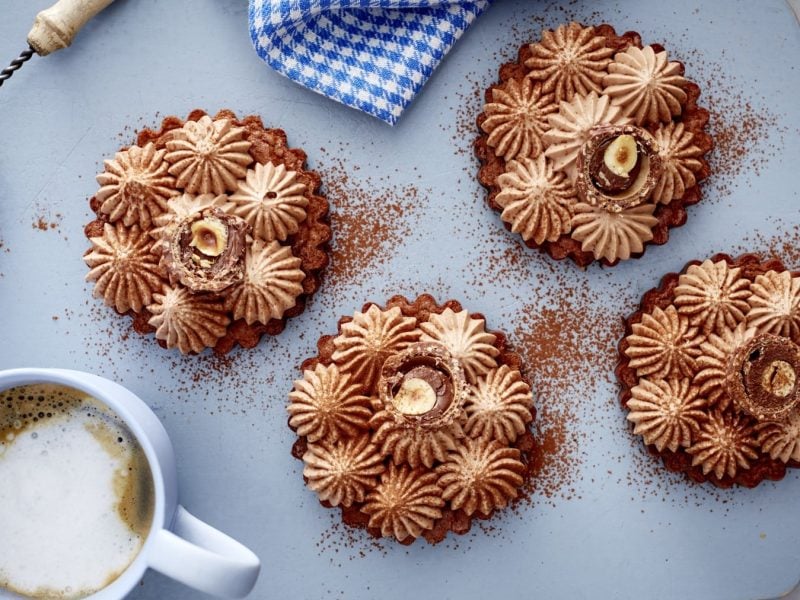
1,1 -> 799,599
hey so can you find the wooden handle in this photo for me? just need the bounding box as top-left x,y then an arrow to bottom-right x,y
27,0 -> 117,56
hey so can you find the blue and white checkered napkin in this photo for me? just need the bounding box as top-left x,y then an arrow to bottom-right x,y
248,0 -> 491,125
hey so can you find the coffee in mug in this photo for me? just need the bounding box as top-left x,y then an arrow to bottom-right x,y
0,383 -> 155,599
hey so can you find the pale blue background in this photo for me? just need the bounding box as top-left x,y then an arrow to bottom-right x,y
1,1 -> 799,599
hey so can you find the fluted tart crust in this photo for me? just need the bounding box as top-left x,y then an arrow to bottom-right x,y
288,294 -> 537,544
476,22 -> 712,267
617,253 -> 800,488
84,109 -> 331,354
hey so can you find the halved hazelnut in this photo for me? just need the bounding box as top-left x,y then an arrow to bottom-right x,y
378,342 -> 467,430
725,333 -> 800,422
575,125 -> 663,212
190,219 -> 228,257
165,208 -> 248,293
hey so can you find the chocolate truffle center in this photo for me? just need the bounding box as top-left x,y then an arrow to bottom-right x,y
589,134 -> 644,195
391,363 -> 454,416
728,334 -> 800,421
167,208 -> 248,293
378,341 -> 466,428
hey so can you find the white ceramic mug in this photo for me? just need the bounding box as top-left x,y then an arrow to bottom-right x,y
0,368 -> 261,599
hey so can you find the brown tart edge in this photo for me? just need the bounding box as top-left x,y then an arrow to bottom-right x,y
84,108 -> 331,354
290,293 -> 538,545
615,253 -> 798,488
474,24 -> 713,268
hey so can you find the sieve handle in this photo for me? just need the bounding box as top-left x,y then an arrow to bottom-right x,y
148,505 -> 261,598
27,0 -> 118,56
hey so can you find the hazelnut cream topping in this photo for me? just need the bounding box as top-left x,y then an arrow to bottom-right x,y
84,222 -> 165,314
674,259 -> 751,334
289,299 -> 535,542
569,201 -> 659,263
332,305 -> 421,390
302,437 -> 385,507
746,270 -> 800,341
360,464 -> 444,542
163,208 -> 248,294
95,143 -> 178,229
164,116 -> 253,195
725,334 -> 800,421
464,365 -> 534,445
687,410 -> 759,479
575,125 -> 663,211
626,378 -> 707,452
146,284 -> 230,354
755,411 -> 800,463
543,91 -> 632,181
370,411 -> 465,469
651,122 -> 705,204
224,239 -> 304,325
693,323 -> 754,410
419,309 -> 500,383
436,440 -> 525,517
480,78 -> 556,161
495,155 -> 576,244
524,22 -> 614,103
229,161 -> 309,242
287,364 -> 372,443
602,45 -> 688,126
625,305 -> 703,379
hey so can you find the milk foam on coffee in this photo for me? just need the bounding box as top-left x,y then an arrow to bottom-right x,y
0,384 -> 154,599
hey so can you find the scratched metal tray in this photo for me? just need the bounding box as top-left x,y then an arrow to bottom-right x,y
1,0 -> 799,598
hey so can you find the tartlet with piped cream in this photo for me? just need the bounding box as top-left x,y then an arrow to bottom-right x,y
288,294 -> 537,544
83,109 -> 330,354
617,254 -> 800,488
475,22 -> 712,266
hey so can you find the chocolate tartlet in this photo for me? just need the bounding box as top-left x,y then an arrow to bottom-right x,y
476,22 -> 713,266
83,109 -> 331,354
617,254 -> 800,488
288,294 -> 537,544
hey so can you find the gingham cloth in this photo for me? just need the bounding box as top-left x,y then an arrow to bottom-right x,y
248,0 -> 492,125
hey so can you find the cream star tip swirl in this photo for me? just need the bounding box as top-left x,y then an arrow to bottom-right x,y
626,378 -> 707,452
95,142 -> 177,229
436,440 -> 525,517
687,410 -> 759,480
331,305 -> 421,390
525,22 -> 614,103
651,122 -> 706,204
495,155 -> 576,245
370,409 -> 465,469
543,91 -> 632,181
746,270 -> 800,341
84,222 -> 164,314
693,323 -> 754,410
624,304 -> 703,379
224,239 -> 305,325
302,437 -> 385,507
419,309 -> 500,383
164,116 -> 253,195
229,161 -> 309,242
602,45 -> 688,126
569,202 -> 658,263
480,77 -> 556,161
287,363 -> 372,443
674,259 -> 751,334
360,464 -> 444,542
146,284 -> 230,354
755,411 -> 800,463
464,365 -> 534,444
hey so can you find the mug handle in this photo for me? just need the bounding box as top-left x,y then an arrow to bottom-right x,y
148,505 -> 261,598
